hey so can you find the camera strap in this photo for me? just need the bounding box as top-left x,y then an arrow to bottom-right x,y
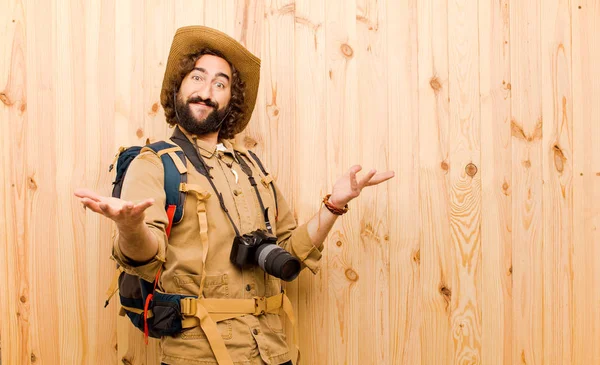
171,128 -> 242,237
235,151 -> 273,234
170,128 -> 273,236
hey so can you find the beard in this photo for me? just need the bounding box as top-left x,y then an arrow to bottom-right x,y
175,95 -> 228,136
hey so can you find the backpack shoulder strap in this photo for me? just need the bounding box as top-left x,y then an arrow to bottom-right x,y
142,141 -> 187,235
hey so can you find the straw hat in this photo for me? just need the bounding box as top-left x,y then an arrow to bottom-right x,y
160,26 -> 261,134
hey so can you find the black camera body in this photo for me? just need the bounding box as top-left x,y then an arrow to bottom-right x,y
230,229 -> 301,282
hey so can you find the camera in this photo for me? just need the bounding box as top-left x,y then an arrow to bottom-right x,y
230,230 -> 301,281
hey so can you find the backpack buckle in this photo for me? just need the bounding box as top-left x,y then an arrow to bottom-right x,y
253,296 -> 266,316
180,297 -> 197,316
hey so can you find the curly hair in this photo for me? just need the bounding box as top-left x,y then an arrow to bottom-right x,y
161,48 -> 246,140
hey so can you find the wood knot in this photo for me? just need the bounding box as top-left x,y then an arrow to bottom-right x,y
413,249 -> 420,264
340,43 -> 354,58
502,181 -> 510,195
596,172 -> 600,176
335,240 -> 343,247
31,353 -> 37,363
28,176 -> 37,190
522,160 -> 531,169
345,268 -> 359,282
465,163 -> 478,177
508,266 -> 513,276
151,102 -> 159,114
439,284 -> 451,304
20,295 -> 27,303
243,136 -> 258,148
121,357 -> 133,365
505,82 -> 512,90
441,161 -> 449,171
0,92 -> 12,106
19,102 -> 27,113
136,128 -> 144,138
429,76 -> 442,92
267,104 -> 280,118
553,145 -> 566,173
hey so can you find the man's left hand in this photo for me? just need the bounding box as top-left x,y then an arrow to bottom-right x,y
328,165 -> 395,208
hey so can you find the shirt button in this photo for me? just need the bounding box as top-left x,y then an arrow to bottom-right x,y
252,329 -> 259,335
245,284 -> 252,291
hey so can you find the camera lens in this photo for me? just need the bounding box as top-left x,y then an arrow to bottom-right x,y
255,244 -> 301,281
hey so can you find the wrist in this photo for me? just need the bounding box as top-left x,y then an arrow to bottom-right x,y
328,194 -> 347,209
322,194 -> 349,215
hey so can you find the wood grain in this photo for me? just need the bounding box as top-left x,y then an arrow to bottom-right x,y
572,1 -> 600,364
447,0 -> 483,362
417,0 -> 454,363
1,0 -> 29,364
510,0 -> 544,363
541,0 -> 574,363
387,0 -> 421,363
479,0 -> 513,363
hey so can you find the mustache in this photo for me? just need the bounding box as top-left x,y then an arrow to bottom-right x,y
187,96 -> 218,109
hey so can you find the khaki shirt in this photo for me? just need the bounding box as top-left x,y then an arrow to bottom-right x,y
113,129 -> 322,365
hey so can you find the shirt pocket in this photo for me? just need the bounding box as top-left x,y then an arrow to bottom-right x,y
176,273 -> 233,340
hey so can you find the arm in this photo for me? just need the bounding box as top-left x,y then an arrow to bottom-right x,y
305,165 -> 395,247
275,165 -> 394,273
75,188 -> 158,261
75,153 -> 169,278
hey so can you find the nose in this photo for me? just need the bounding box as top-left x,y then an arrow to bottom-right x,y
196,81 -> 212,101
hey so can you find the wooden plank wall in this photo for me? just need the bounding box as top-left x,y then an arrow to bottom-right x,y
1,0 -> 599,364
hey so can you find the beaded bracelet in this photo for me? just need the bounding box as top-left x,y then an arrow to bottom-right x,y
322,194 -> 349,215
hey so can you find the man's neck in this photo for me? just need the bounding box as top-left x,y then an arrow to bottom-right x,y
194,131 -> 219,146
178,126 -> 219,147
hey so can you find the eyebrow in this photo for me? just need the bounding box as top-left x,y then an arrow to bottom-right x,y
193,67 -> 230,82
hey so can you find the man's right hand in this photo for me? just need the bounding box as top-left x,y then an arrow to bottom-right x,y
74,188 -> 154,230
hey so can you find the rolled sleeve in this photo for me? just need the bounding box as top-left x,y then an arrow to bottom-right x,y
274,184 -> 323,274
111,151 -> 169,282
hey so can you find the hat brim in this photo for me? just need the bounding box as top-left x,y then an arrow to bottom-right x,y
161,26 -> 260,135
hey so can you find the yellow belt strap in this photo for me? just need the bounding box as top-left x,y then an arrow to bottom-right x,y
196,303 -> 235,365
179,292 -> 299,364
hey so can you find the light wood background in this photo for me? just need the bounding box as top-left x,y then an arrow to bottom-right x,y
1,0 -> 599,364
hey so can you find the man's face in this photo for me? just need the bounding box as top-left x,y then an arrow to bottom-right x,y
175,54 -> 233,136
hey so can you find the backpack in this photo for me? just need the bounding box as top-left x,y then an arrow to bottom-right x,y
105,140 -> 191,341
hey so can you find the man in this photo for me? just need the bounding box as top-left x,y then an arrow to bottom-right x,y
75,26 -> 394,365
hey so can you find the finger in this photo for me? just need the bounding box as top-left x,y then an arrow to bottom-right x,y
131,198 -> 155,216
74,188 -> 102,202
348,165 -> 362,175
349,167 -> 359,191
99,202 -> 119,217
358,169 -> 377,189
366,171 -> 395,186
80,198 -> 104,214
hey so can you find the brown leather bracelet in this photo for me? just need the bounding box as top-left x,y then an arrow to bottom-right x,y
322,194 -> 349,215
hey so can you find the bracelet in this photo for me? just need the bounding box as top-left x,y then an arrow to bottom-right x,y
322,194 -> 349,215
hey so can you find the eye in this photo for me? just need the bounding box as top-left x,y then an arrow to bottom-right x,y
191,75 -> 203,82
215,82 -> 225,89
